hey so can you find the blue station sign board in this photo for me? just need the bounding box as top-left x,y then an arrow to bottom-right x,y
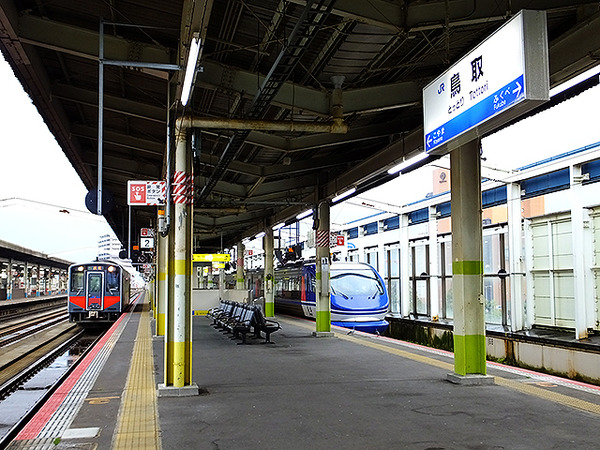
423,10 -> 549,155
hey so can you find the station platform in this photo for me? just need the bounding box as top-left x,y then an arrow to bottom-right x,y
8,294 -> 600,449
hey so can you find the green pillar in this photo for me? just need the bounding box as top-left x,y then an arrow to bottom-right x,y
315,202 -> 333,336
263,228 -> 275,317
448,140 -> 493,385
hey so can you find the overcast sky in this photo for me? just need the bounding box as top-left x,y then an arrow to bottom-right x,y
2,50 -> 600,259
0,53 -> 116,263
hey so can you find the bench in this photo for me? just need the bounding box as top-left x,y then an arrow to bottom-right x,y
207,300 -> 281,344
251,306 -> 281,344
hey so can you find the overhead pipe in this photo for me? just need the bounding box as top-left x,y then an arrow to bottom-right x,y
175,116 -> 347,134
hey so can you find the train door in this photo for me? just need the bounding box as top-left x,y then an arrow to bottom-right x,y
301,264 -> 316,318
86,271 -> 104,311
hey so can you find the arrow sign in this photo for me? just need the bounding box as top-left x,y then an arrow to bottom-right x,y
425,75 -> 525,151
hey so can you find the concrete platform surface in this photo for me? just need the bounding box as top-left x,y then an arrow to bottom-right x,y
18,300 -> 600,450
155,316 -> 600,450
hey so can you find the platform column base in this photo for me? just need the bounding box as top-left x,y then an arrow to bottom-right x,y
446,373 -> 495,386
157,383 -> 200,397
312,331 -> 335,338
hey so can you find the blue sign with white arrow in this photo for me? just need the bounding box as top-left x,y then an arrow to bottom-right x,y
425,75 -> 525,152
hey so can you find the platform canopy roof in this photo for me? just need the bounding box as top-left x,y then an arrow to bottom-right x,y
1,1 -> 600,251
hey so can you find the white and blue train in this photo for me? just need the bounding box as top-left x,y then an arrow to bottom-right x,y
270,261 -> 389,334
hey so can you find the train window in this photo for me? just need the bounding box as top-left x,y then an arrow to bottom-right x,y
331,268 -> 384,297
88,274 -> 102,295
70,272 -> 84,292
106,270 -> 120,292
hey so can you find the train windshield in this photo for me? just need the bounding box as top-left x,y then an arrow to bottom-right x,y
330,268 -> 384,298
70,272 -> 84,293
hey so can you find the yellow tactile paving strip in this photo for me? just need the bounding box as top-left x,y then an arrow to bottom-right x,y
279,317 -> 600,417
112,301 -> 161,449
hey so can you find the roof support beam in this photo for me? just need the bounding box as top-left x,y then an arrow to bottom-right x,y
288,0 -> 600,32
198,60 -> 421,116
52,83 -> 166,123
70,124 -> 164,157
18,14 -> 173,65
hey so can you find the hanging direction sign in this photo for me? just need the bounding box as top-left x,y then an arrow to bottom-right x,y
192,254 -> 232,262
423,10 -> 549,156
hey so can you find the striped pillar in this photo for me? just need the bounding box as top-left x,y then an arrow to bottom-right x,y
156,230 -> 168,336
449,140 -> 489,380
236,242 -> 245,290
315,202 -> 332,334
263,228 -> 275,317
163,127 -> 194,391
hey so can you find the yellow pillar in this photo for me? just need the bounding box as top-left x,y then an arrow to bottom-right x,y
159,124 -> 198,396
156,228 -> 168,336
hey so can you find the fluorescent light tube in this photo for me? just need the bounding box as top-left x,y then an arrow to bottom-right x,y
181,34 -> 201,106
387,153 -> 429,175
331,187 -> 356,204
296,209 -> 313,220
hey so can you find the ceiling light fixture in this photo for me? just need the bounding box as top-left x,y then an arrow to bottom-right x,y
181,33 -> 201,106
387,153 -> 429,175
296,209 -> 313,220
331,187 -> 356,204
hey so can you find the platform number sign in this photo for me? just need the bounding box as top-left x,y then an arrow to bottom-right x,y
140,237 -> 154,249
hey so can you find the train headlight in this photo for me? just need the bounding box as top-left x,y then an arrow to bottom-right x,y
77,266 -> 84,272
108,266 -> 115,272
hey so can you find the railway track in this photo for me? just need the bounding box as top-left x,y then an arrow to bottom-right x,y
0,325 -> 103,448
0,296 -> 67,321
0,298 -> 105,447
0,321 -> 83,399
0,308 -> 68,347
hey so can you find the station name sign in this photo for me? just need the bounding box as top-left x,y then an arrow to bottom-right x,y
423,10 -> 549,155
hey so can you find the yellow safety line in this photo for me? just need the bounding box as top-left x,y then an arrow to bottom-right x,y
494,377 -> 600,415
279,317 -> 600,416
113,300 -> 161,449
